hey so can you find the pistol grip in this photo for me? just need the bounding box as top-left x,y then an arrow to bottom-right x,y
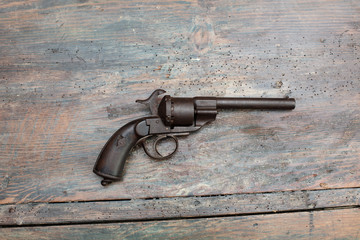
93,117 -> 150,185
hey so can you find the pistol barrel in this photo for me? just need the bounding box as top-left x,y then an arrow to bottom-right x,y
216,97 -> 295,110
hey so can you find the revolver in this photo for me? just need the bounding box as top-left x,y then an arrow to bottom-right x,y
94,89 -> 295,185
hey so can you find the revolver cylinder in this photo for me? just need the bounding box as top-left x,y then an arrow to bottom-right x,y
158,95 -> 195,127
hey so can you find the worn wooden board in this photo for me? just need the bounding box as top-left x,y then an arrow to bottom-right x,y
1,188 -> 359,226
0,0 -> 359,206
2,208 -> 360,239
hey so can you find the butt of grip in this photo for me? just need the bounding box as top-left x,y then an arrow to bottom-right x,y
93,117 -> 150,185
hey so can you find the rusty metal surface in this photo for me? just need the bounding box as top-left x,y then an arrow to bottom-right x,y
94,90 -> 295,184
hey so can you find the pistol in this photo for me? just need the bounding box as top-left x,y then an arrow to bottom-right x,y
94,89 -> 295,185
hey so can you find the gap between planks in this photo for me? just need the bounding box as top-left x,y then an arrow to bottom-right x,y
1,187 -> 359,227
2,208 -> 359,240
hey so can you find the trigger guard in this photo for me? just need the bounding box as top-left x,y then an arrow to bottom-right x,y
140,135 -> 179,160
154,135 -> 179,159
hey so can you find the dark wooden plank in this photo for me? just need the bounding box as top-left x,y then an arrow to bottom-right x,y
1,0 -> 360,204
2,208 -> 360,239
1,188 -> 359,226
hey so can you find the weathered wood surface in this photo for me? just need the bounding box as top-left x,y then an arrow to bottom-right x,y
1,0 -> 359,205
1,188 -> 359,226
1,0 -> 360,237
2,208 -> 360,239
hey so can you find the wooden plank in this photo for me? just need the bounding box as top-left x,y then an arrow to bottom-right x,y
1,208 -> 360,239
1,188 -> 359,226
1,0 -> 360,204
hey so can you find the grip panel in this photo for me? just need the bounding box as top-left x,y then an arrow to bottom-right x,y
93,117 -> 149,184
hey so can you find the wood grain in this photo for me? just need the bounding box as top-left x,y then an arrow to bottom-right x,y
1,188 -> 359,226
0,0 -> 359,205
2,208 -> 360,239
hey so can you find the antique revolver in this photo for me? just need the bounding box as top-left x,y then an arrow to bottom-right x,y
94,89 -> 295,185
